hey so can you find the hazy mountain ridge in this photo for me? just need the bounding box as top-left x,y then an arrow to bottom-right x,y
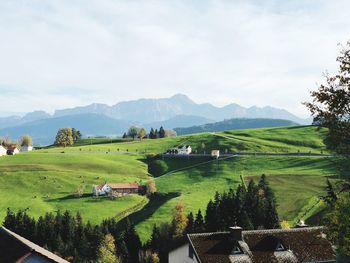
0,94 -> 311,145
53,94 -> 310,124
0,111 -> 51,130
0,113 -> 130,146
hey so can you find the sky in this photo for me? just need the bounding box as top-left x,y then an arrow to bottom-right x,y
0,0 -> 349,118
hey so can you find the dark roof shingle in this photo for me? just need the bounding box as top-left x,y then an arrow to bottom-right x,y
188,227 -> 336,263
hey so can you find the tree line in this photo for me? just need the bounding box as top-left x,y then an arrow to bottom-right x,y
123,126 -> 176,140
146,174 -> 279,262
3,174 -> 278,263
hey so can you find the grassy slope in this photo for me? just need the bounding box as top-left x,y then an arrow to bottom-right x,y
134,156 -> 337,241
0,126 -> 336,242
40,126 -> 328,154
0,154 -> 149,223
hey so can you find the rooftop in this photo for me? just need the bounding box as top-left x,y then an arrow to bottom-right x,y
0,226 -> 69,263
188,227 -> 336,263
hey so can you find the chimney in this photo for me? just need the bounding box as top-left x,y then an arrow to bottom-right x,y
295,219 -> 308,228
229,226 -> 243,241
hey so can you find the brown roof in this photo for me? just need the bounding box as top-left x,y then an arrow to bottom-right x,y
0,226 -> 69,263
188,227 -> 336,263
95,183 -> 139,190
108,183 -> 139,189
7,145 -> 18,151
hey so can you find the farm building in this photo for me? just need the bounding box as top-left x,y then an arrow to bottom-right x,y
211,150 -> 220,159
92,182 -> 140,197
7,145 -> 19,155
21,145 -> 33,152
0,145 -> 6,156
167,145 -> 192,155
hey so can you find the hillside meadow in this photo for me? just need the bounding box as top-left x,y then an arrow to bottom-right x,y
0,126 -> 339,242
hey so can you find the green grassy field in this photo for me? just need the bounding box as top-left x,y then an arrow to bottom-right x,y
133,155 -> 337,241
0,154 -> 149,223
37,126 -> 328,155
0,125 -> 339,242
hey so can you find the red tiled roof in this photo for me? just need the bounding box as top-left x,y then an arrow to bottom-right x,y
108,183 -> 139,189
7,145 -> 18,151
95,183 -> 139,190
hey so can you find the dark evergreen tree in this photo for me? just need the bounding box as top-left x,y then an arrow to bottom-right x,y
194,210 -> 205,233
149,128 -> 155,139
186,212 -> 195,234
124,218 -> 142,263
205,200 -> 218,232
159,126 -> 165,138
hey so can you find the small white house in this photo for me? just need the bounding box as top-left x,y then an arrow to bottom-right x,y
178,145 -> 192,155
0,146 -> 6,156
21,145 -> 33,152
211,150 -> 220,159
93,183 -> 111,196
167,145 -> 192,155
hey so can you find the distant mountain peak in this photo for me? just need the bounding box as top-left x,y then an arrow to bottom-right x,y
169,93 -> 195,103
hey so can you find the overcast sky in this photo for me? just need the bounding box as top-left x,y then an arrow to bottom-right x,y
0,0 -> 349,117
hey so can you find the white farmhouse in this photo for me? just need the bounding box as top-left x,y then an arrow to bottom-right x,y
0,146 -> 6,156
92,183 -> 139,196
211,150 -> 220,159
167,145 -> 192,155
21,145 -> 33,152
178,145 -> 192,155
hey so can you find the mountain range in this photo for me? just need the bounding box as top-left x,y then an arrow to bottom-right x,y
0,94 -> 311,145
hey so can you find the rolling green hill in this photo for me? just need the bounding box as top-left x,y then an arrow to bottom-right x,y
174,118 -> 299,135
0,125 -> 339,242
39,125 -> 329,154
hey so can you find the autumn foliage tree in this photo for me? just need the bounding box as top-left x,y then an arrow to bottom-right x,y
19,135 -> 33,147
97,234 -> 120,263
55,128 -> 74,147
171,202 -> 188,239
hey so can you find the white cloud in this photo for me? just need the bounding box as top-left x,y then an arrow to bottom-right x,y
0,0 -> 349,117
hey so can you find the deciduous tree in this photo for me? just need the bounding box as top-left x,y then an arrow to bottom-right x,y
171,202 -> 188,239
19,135 -> 33,147
96,234 -> 119,263
55,128 -> 73,147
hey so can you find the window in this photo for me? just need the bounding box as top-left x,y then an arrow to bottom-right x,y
275,241 -> 286,251
231,244 -> 243,255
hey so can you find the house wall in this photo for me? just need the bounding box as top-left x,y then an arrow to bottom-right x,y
22,253 -> 53,263
169,244 -> 198,263
0,147 -> 6,156
21,146 -> 33,152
